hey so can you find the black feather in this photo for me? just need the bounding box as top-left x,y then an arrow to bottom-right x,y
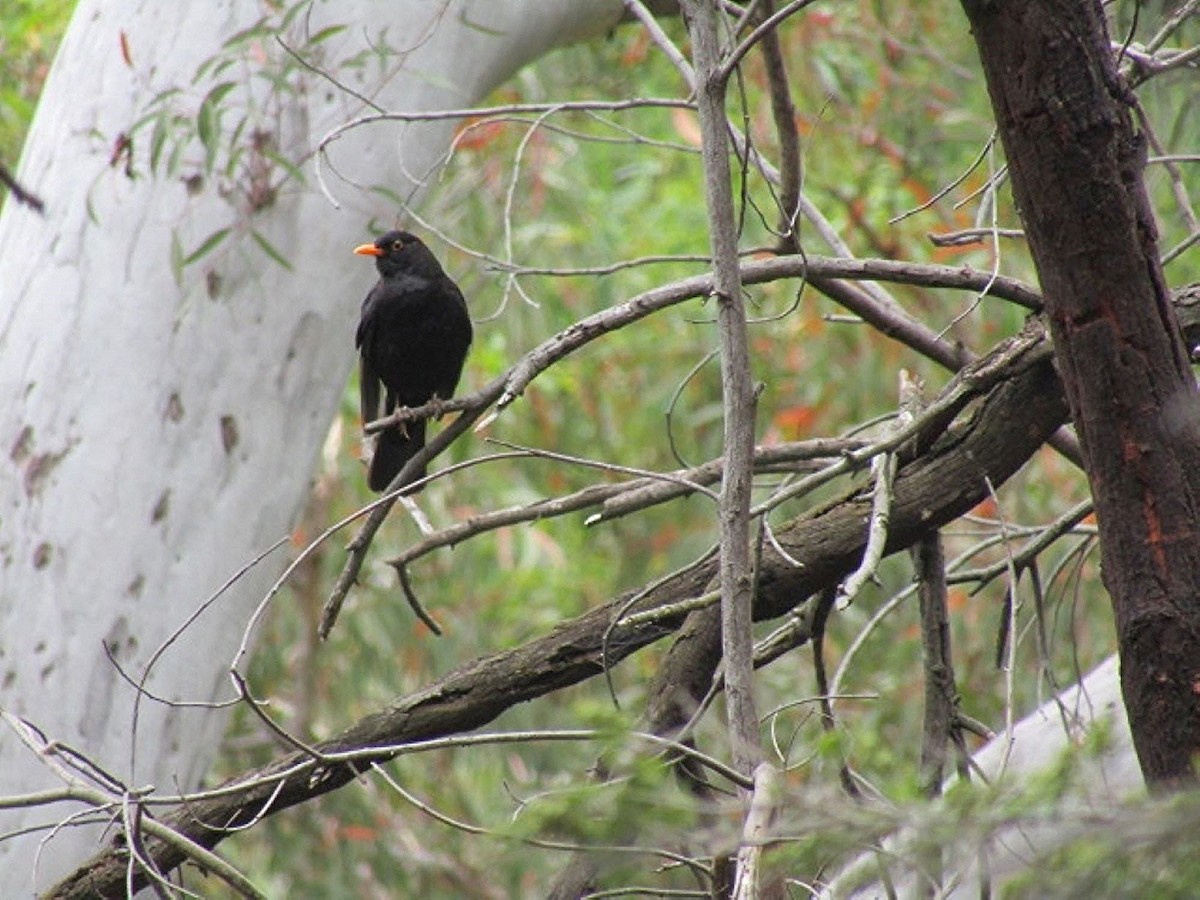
355,231 -> 472,491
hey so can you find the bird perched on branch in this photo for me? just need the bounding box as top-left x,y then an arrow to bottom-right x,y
354,230 -> 472,491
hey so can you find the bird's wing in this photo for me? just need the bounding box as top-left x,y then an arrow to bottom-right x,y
357,284 -> 385,425
360,355 -> 382,427
435,280 -> 473,398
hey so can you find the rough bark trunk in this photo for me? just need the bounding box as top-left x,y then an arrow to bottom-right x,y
961,0 -> 1200,786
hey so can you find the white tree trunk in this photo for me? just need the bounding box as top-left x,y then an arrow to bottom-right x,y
825,655 -> 1143,898
0,0 -> 622,887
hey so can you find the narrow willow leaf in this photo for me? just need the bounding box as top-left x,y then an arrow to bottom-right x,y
262,149 -> 305,186
183,228 -> 231,266
221,19 -> 272,49
250,229 -> 293,271
149,115 -> 168,173
196,82 -> 235,173
169,230 -> 184,287
305,24 -> 347,46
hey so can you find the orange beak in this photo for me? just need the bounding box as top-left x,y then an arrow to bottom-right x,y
354,243 -> 382,257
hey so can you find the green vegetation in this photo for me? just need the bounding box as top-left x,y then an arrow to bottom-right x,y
217,8 -> 1101,895
0,0 -> 74,171
6,2 -> 1198,897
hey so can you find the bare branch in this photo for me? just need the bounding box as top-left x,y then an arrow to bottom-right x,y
315,98 -> 695,207
719,0 -> 823,84
683,0 -> 764,795
326,251 -> 1040,637
753,0 -> 804,250
0,162 -> 46,214
732,761 -> 783,900
928,227 -> 1025,248
835,377 -> 904,611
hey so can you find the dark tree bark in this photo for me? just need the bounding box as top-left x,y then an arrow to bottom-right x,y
962,0 -> 1200,786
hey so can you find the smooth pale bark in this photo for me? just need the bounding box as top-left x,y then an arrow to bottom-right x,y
828,656 -> 1142,898
0,0 -> 623,887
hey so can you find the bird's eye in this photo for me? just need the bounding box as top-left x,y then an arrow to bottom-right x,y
391,239 -> 404,251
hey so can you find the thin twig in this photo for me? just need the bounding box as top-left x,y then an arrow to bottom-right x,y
396,564 -> 444,635
835,444 -> 898,610
719,0 -> 822,84
928,227 -> 1025,247
890,132 -> 996,225
0,162 -> 46,213
753,0 -> 805,251
484,438 -> 720,502
275,36 -> 383,112
987,475 -> 1022,780
374,764 -> 714,882
133,536 -> 289,776
321,378 -> 504,638
315,98 -> 694,207
948,498 -> 1094,588
623,0 -> 696,85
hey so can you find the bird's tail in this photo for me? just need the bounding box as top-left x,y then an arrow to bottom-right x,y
367,419 -> 428,492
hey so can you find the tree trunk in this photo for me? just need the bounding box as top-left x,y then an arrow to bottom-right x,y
0,0 -> 625,887
961,0 -> 1200,785
826,656 -> 1142,898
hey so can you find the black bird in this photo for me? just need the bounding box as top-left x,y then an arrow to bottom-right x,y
354,231 -> 472,491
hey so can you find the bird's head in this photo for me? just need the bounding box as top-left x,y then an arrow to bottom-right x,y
353,230 -> 437,278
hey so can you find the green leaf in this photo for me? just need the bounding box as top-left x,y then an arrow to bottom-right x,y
224,144 -> 245,180
166,133 -> 186,177
221,18 -> 271,50
146,87 -> 182,108
169,230 -> 184,287
304,24 -> 347,47
183,227 -> 231,266
149,115 -> 168,173
249,229 -> 293,270
201,81 -> 237,117
370,185 -> 405,205
262,148 -> 306,186
209,57 -> 237,81
223,116 -> 249,178
192,55 -> 215,84
196,81 -> 235,173
227,115 -> 248,150
280,2 -> 308,31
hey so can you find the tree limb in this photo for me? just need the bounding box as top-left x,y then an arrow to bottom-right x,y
325,252 -> 1041,637
683,0 -> 764,790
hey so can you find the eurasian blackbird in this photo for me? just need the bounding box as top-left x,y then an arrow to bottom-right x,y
354,230 -> 472,491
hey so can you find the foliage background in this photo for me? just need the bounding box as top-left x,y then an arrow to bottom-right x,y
3,2 -> 1197,897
